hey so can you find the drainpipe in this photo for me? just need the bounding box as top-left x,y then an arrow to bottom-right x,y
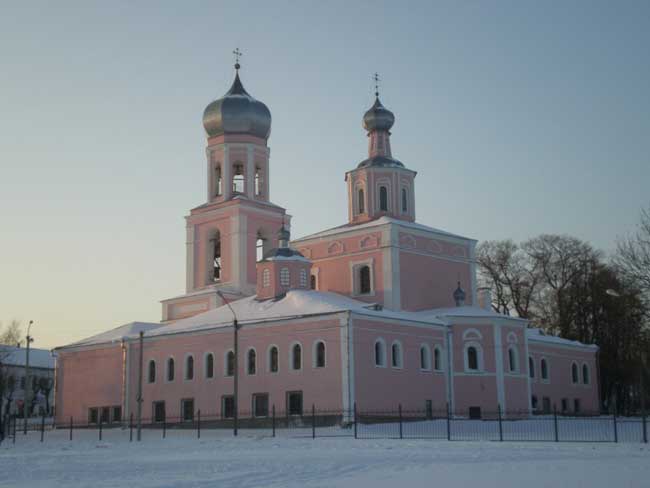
346,311 -> 353,419
446,327 -> 454,414
121,338 -> 129,427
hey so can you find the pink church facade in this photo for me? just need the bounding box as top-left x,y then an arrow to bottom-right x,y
54,64 -> 599,426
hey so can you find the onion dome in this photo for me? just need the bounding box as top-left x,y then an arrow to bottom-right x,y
202,70 -> 271,139
453,281 -> 467,307
363,97 -> 395,132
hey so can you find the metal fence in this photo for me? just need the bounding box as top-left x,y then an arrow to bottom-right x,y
1,405 -> 648,445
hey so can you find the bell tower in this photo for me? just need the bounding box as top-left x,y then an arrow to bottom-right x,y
161,53 -> 288,322
345,74 -> 416,225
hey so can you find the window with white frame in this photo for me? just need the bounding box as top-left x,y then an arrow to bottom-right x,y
205,353 -> 214,379
185,355 -> 194,380
166,357 -> 175,382
314,341 -> 326,368
247,349 -> 256,375
262,268 -> 270,288
434,346 -> 443,371
280,267 -> 290,286
358,188 -> 365,214
541,358 -> 549,381
299,269 -> 307,288
508,346 -> 519,373
464,343 -> 484,372
291,343 -> 302,370
379,186 -> 388,211
391,341 -> 403,369
420,344 -> 431,371
582,364 -> 590,385
148,360 -> 156,384
268,345 -> 279,373
571,362 -> 579,384
225,351 -> 235,377
374,339 -> 387,367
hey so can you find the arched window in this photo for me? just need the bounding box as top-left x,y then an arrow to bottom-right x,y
541,358 -> 549,380
256,236 -> 265,262
247,349 -> 257,375
434,347 -> 442,371
268,346 -> 279,373
215,164 -> 222,196
314,341 -> 326,368
571,362 -> 579,384
532,395 -> 539,410
529,356 -> 535,378
379,186 -> 388,211
185,355 -> 194,380
211,232 -> 221,283
374,339 -> 386,367
508,346 -> 518,373
291,343 -> 302,370
225,351 -> 235,377
310,274 -> 317,290
262,268 -> 270,287
148,360 -> 156,384
166,358 -> 175,382
359,265 -> 371,294
401,188 -> 408,212
232,163 -> 244,193
254,166 -> 263,196
300,269 -> 307,288
420,345 -> 431,371
467,346 -> 479,371
280,267 -> 290,286
582,364 -> 590,385
358,188 -> 365,214
205,353 -> 214,379
391,341 -> 403,369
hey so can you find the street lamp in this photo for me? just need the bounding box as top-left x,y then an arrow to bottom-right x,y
23,320 -> 34,435
216,290 -> 239,436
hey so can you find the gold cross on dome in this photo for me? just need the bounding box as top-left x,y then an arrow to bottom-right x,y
233,48 -> 243,69
373,72 -> 380,97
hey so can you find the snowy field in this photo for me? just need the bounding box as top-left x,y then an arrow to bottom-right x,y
1,429 -> 649,488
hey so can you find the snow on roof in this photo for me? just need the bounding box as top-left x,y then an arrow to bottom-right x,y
293,216 -> 475,243
526,328 -> 598,350
60,321 -> 163,349
425,306 -> 527,322
0,346 -> 54,369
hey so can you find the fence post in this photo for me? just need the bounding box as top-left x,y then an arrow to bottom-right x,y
129,413 -> 133,442
553,406 -> 559,442
99,416 -> 103,441
272,405 -> 276,438
613,412 -> 618,443
311,404 -> 316,439
353,402 -> 358,440
497,404 -> 503,442
163,413 -> 166,439
446,403 -> 451,441
398,404 -> 403,440
197,410 -> 201,439
40,414 -> 45,443
643,411 -> 647,444
69,416 -> 73,441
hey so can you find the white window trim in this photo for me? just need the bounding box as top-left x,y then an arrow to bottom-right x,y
246,347 -> 257,376
224,349 -> 235,377
299,268 -> 308,288
570,361 -> 579,385
540,357 -> 550,383
463,341 -> 484,373
280,267 -> 290,287
204,352 -> 215,380
391,340 -> 404,370
433,345 -> 444,372
312,340 -> 326,368
507,345 -> 519,373
375,178 -> 391,212
165,356 -> 175,383
581,362 -> 590,386
184,353 -> 195,381
419,344 -> 432,372
349,257 -> 375,297
289,341 -> 303,371
147,359 -> 156,384
374,337 -> 387,368
310,267 -> 320,291
462,328 -> 483,341
267,344 -> 280,374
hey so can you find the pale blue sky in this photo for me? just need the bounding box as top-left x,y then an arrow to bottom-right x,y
1,1 -> 649,348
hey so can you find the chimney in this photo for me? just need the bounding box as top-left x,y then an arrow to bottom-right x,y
478,287 -> 492,311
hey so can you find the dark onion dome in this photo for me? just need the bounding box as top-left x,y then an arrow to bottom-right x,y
363,97 -> 395,132
202,71 -> 272,139
453,282 -> 467,307
357,155 -> 404,169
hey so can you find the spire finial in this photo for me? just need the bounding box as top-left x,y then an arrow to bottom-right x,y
233,48 -> 243,71
373,72 -> 380,98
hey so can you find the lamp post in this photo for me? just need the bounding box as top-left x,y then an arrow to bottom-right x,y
23,320 -> 34,435
217,290 -> 239,436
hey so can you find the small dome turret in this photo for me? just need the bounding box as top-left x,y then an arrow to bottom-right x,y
202,68 -> 271,140
363,97 -> 395,132
453,282 -> 467,307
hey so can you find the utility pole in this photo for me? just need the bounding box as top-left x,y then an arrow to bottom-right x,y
23,320 -> 34,435
136,331 -> 144,441
217,290 -> 239,436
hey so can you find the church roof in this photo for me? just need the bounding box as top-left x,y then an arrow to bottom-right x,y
58,321 -> 163,350
0,345 -> 54,369
293,216 -> 475,243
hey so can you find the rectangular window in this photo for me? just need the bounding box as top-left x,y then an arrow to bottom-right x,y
425,400 -> 433,420
542,397 -> 551,413
112,406 -> 122,423
222,395 -> 235,419
287,391 -> 303,416
561,398 -> 568,413
253,393 -> 269,418
181,398 -> 194,422
100,406 -> 110,424
88,408 -> 98,424
468,406 -> 482,420
573,399 -> 581,414
153,401 -> 166,423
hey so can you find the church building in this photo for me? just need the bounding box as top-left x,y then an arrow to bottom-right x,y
54,61 -> 599,426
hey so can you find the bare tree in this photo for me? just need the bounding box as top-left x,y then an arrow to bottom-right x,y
616,204 -> 650,298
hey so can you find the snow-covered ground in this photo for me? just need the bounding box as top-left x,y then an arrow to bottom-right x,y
1,428 -> 649,488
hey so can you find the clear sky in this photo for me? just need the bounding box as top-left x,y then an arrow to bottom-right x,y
1,1 -> 649,349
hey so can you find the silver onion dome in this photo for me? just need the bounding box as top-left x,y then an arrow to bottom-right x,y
202,71 -> 272,139
363,97 -> 395,132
